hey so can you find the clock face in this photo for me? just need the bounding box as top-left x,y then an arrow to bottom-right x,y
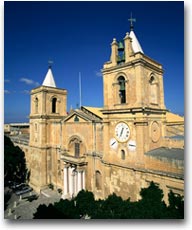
115,122 -> 130,142
109,138 -> 118,150
127,140 -> 136,151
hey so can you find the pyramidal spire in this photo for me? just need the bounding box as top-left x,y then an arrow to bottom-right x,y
42,66 -> 56,88
129,30 -> 144,54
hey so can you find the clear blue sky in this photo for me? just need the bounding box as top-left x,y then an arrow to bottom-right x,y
4,1 -> 184,123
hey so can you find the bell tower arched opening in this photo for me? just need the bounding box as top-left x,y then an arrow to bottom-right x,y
149,75 -> 159,105
118,76 -> 126,104
52,97 -> 57,113
35,97 -> 38,114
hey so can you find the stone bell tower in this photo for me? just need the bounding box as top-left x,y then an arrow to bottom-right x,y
102,30 -> 166,112
102,18 -> 167,169
29,65 -> 67,191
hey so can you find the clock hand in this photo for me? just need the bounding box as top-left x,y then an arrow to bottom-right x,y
111,141 -> 116,146
120,128 -> 124,137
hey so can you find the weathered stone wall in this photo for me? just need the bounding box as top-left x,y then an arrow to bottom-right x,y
101,162 -> 184,204
12,138 -> 184,204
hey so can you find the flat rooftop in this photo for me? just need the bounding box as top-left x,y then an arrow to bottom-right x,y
145,147 -> 184,161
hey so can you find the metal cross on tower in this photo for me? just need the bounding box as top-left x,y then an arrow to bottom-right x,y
48,60 -> 53,69
128,13 -> 136,31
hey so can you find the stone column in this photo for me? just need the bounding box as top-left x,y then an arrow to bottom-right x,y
63,166 -> 68,198
124,32 -> 133,63
69,167 -> 73,198
73,171 -> 76,196
75,171 -> 78,195
77,171 -> 82,192
71,169 -> 76,197
110,38 -> 118,66
82,171 -> 85,190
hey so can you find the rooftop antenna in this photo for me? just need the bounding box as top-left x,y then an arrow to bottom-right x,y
128,12 -> 136,31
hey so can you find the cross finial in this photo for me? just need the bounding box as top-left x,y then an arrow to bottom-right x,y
128,12 -> 136,31
48,60 -> 53,69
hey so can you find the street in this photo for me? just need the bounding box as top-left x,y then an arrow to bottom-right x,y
4,187 -> 61,219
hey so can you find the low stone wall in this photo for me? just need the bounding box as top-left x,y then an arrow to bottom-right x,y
162,138 -> 184,149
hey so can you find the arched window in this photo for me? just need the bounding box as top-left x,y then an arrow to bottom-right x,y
121,149 -> 125,160
52,97 -> 57,113
35,97 -> 38,113
96,170 -> 102,190
68,136 -> 85,158
149,75 -> 158,105
118,76 -> 126,104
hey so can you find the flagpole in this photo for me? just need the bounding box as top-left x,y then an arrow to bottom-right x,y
79,72 -> 82,108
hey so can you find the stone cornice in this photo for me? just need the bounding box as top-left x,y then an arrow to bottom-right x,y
101,106 -> 167,115
31,86 -> 67,95
60,153 -> 87,166
102,54 -> 164,75
29,114 -> 66,120
101,159 -> 184,180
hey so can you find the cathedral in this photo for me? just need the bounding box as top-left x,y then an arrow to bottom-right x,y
22,22 -> 184,202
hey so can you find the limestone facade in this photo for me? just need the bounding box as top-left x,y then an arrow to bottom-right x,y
17,27 -> 184,203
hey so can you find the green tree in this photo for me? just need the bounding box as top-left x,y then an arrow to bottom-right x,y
99,193 -> 124,219
136,181 -> 168,218
34,199 -> 80,219
90,199 -> 104,219
167,190 -> 184,218
74,189 -> 95,217
33,182 -> 184,219
4,135 -> 28,184
119,199 -> 138,219
54,199 -> 80,218
33,204 -> 64,219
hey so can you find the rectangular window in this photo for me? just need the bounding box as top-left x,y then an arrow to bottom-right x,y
75,143 -> 80,158
52,98 -> 57,113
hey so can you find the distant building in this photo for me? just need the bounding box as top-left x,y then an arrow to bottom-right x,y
11,23 -> 184,203
4,123 -> 29,135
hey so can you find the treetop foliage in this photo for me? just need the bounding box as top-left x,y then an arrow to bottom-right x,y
33,182 -> 184,219
4,135 -> 29,184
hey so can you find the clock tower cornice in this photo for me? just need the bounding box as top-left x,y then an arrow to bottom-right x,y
102,54 -> 164,75
101,107 -> 167,115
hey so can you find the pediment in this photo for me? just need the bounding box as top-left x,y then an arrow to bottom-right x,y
64,111 -> 91,123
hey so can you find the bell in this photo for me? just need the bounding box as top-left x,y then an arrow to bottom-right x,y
120,83 -> 125,90
118,41 -> 124,51
121,52 -> 125,62
74,115 -> 79,122
117,55 -> 121,64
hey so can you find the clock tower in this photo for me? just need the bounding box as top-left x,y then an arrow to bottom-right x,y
101,22 -> 167,169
